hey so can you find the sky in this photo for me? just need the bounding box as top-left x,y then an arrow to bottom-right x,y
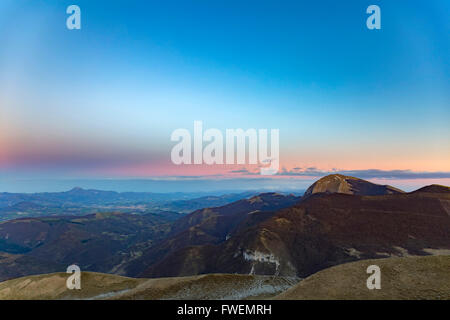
0,0 -> 449,192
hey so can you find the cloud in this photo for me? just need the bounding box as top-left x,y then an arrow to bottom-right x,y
228,167 -> 261,175
227,166 -> 450,180
229,168 -> 251,174
275,168 -> 450,180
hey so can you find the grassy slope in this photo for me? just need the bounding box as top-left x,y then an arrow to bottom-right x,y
0,272 -> 144,300
0,272 -> 297,300
275,255 -> 450,300
1,255 -> 449,300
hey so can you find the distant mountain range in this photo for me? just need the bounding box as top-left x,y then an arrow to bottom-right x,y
0,188 -> 264,222
0,174 -> 449,287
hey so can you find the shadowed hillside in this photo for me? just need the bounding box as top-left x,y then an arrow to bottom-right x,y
124,192 -> 299,276
0,212 -> 175,281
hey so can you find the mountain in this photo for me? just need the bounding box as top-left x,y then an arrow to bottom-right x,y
0,272 -> 298,300
0,188 -> 201,207
304,174 -> 404,197
0,212 -> 177,281
131,178 -> 450,279
123,193 -> 300,276
276,255 -> 450,300
0,188 -> 258,208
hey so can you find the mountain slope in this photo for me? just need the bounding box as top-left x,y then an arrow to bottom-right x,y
123,193 -> 299,276
276,255 -> 450,300
0,272 -> 298,300
0,212 -> 175,281
0,272 -> 144,300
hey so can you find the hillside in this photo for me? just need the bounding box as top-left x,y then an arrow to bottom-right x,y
123,192 -> 299,276
0,272 -> 298,300
0,272 -> 144,300
1,256 -> 448,300
0,212 -> 175,281
276,255 -> 450,300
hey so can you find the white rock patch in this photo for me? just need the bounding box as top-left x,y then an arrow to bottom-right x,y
243,250 -> 281,274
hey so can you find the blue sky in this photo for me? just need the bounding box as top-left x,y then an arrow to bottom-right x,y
0,0 -> 449,192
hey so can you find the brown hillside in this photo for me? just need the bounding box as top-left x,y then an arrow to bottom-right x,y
275,255 -> 450,300
0,272 -> 297,300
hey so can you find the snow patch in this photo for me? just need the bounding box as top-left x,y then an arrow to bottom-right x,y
163,276 -> 299,300
219,278 -> 298,300
243,250 -> 281,274
86,288 -> 132,300
345,248 -> 362,258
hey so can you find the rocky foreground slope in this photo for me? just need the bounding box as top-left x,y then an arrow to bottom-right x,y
0,272 -> 298,300
1,255 -> 448,300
